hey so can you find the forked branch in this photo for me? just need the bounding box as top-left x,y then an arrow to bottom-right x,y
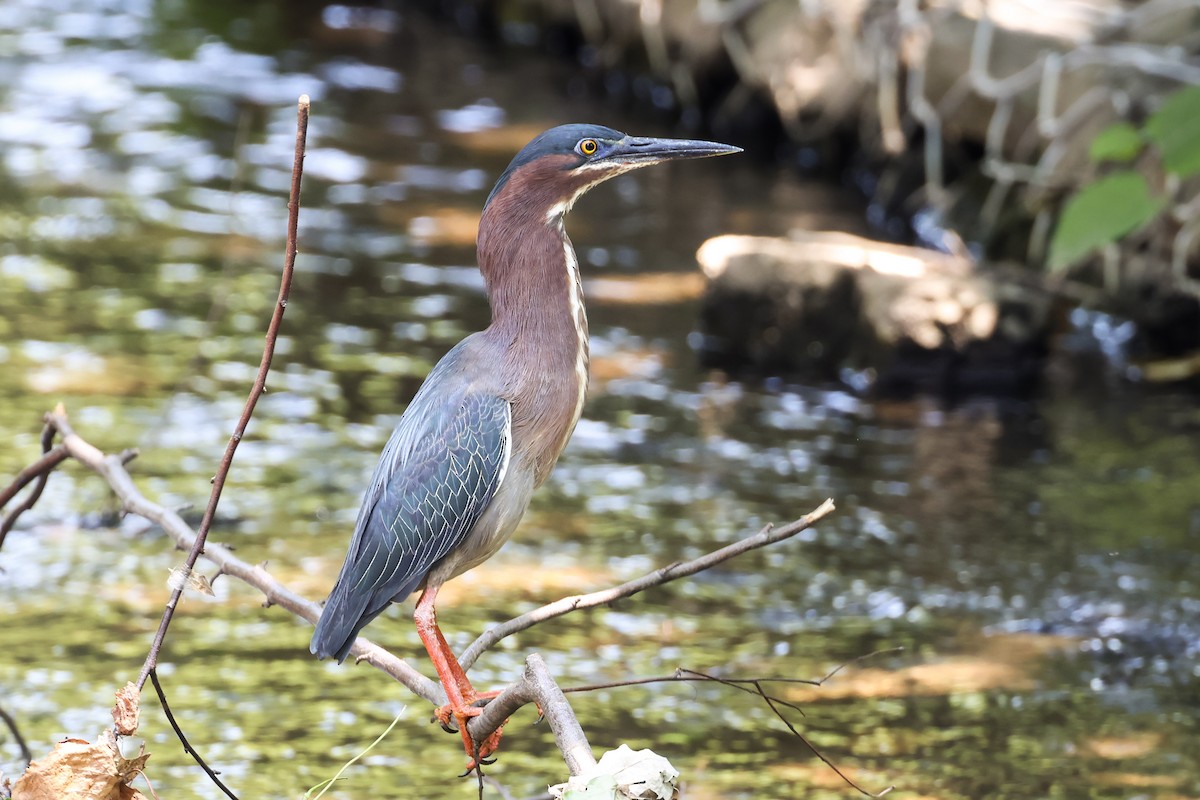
0,423 -> 61,549
0,92 -> 850,796
3,90 -> 841,783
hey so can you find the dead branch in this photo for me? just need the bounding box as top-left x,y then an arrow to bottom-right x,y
672,669 -> 892,797
0,444 -> 64,511
133,95 -> 310,693
147,671 -> 237,799
6,95 -> 839,778
0,702 -> 33,767
14,409 -> 840,776
0,423 -> 61,549
21,408 -> 852,792
547,654 -> 902,797
561,647 -> 907,700
1,99 -> 852,798
12,410 -> 604,785
459,498 -> 836,671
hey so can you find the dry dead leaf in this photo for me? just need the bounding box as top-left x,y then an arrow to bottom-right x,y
111,683 -> 140,737
115,748 -> 150,785
551,745 -> 679,800
12,729 -> 149,800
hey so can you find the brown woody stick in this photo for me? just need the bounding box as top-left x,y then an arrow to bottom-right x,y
134,94 -> 310,693
0,94 -> 852,794
0,424 -> 62,549
0,445 -> 65,511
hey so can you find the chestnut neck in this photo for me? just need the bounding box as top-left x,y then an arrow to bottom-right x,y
476,155 -> 593,367
474,155 -> 594,482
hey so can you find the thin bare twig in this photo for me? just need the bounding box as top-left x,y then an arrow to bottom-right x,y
459,499 -> 837,670
27,413 -> 857,790
683,669 -> 893,797
0,703 -> 33,766
678,647 -> 906,716
134,94 -> 310,694
560,648 -> 906,700
0,444 -> 66,511
562,670 -> 811,716
21,356 -> 846,794
541,647 -> 905,787
0,424 -> 62,550
148,670 -> 238,800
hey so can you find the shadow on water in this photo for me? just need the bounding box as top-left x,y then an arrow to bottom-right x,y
0,2 -> 1197,798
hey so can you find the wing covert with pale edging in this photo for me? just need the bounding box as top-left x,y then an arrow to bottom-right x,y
310,389 -> 511,662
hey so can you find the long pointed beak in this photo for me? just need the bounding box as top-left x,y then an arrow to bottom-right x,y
602,135 -> 742,166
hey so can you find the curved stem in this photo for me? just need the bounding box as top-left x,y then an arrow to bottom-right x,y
134,95 -> 309,692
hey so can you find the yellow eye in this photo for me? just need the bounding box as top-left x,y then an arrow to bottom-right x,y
579,138 -> 598,156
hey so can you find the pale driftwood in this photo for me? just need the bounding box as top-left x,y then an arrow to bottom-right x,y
695,232 -> 1062,393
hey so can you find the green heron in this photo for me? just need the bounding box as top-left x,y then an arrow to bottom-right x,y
311,123 -> 740,768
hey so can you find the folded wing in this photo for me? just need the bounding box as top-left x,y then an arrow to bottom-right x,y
311,390 -> 511,662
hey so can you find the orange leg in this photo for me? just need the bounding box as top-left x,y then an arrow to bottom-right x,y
413,585 -> 507,772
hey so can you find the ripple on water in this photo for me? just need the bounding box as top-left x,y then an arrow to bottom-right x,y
320,58 -> 402,93
437,100 -> 505,134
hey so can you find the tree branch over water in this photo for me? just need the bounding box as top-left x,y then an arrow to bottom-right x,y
460,499 -> 836,670
33,404 -> 444,704
0,702 -> 33,767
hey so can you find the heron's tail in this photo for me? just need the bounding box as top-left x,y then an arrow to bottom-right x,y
310,580 -> 370,663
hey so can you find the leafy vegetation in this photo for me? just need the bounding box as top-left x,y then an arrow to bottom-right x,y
1048,84 -> 1200,271
1048,171 -> 1165,270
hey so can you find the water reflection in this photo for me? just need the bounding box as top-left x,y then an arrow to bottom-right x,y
1,1 -> 1198,799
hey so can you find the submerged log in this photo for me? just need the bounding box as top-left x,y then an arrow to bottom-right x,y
696,233 -> 1057,394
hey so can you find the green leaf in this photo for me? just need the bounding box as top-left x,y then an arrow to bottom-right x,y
1088,121 -> 1143,163
1048,171 -> 1165,271
1145,85 -> 1200,178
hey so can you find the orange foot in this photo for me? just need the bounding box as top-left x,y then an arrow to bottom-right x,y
413,586 -> 512,774
433,690 -> 509,774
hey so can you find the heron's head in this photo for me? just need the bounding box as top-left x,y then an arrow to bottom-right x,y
484,123 -> 741,219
